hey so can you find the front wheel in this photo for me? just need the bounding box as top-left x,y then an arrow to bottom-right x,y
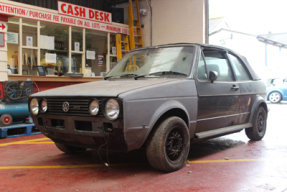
268,91 -> 281,103
55,143 -> 87,154
245,106 -> 267,141
146,116 -> 190,172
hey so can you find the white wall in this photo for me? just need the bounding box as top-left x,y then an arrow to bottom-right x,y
265,44 -> 287,78
151,0 -> 206,45
116,0 -> 206,47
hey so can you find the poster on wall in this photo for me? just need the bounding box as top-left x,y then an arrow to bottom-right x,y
86,51 -> 96,60
40,35 -> 55,50
75,42 -> 80,51
98,55 -> 104,67
45,53 -> 57,64
26,36 -> 33,47
7,32 -> 18,44
112,47 -> 116,55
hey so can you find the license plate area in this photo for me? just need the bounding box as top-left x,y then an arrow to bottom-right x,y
51,119 -> 65,129
75,121 -> 92,131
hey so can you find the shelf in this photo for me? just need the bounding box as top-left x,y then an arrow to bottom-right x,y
71,51 -> 84,54
22,46 -> 38,50
40,49 -> 68,53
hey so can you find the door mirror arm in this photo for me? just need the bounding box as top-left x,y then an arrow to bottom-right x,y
209,71 -> 218,83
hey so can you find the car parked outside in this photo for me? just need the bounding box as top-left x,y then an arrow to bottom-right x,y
265,78 -> 287,87
267,82 -> 287,103
29,43 -> 267,172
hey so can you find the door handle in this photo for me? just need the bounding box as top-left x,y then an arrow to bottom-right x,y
231,85 -> 239,90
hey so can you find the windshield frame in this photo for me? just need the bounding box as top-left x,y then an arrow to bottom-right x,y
105,45 -> 197,80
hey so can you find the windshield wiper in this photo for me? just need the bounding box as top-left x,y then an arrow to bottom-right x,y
104,73 -> 138,80
120,73 -> 139,78
134,71 -> 187,80
104,76 -> 115,80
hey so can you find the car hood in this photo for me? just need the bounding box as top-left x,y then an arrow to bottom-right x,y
32,79 -> 181,97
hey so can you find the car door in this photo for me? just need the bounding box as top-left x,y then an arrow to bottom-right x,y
226,53 -> 264,124
195,49 -> 241,133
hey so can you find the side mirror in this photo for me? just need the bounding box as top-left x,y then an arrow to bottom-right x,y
209,71 -> 218,83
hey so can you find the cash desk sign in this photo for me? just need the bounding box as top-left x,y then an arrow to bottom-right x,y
58,1 -> 112,24
0,1 -> 129,34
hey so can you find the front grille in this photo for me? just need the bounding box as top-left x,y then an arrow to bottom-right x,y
45,98 -> 103,116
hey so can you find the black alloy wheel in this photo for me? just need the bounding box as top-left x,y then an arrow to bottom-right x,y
166,128 -> 184,162
146,116 -> 190,172
257,112 -> 265,134
245,106 -> 267,141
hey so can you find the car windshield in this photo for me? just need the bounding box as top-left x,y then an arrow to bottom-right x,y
105,46 -> 195,79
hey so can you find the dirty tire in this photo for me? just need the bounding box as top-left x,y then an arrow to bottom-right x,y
245,106 -> 267,141
268,91 -> 281,103
0,114 -> 13,126
55,143 -> 86,154
146,116 -> 190,172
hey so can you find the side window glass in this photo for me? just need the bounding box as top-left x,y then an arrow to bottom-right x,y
197,53 -> 207,80
203,50 -> 234,81
228,54 -> 251,81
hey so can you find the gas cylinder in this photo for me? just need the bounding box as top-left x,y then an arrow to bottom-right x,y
0,102 -> 30,119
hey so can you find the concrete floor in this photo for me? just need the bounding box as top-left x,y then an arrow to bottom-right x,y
0,103 -> 287,192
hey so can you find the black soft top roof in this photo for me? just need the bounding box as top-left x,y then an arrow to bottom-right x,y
129,43 -> 261,80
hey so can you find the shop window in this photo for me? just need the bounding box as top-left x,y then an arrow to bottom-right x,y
40,21 -> 69,75
85,29 -> 107,76
7,17 -> 19,74
7,16 -> 111,77
22,18 -> 37,47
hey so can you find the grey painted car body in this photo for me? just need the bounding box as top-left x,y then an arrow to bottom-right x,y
119,79 -> 198,151
29,43 -> 267,152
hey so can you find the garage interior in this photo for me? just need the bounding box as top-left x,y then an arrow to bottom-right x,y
1,0 -> 287,192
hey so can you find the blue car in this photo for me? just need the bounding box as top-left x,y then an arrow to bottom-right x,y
267,83 -> 287,103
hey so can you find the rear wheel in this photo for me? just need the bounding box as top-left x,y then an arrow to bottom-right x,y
146,116 -> 190,172
0,114 -> 13,126
55,143 -> 86,154
269,91 -> 281,103
245,106 -> 267,141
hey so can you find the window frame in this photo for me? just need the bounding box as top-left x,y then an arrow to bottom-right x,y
195,50 -> 209,82
197,48 -> 236,82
